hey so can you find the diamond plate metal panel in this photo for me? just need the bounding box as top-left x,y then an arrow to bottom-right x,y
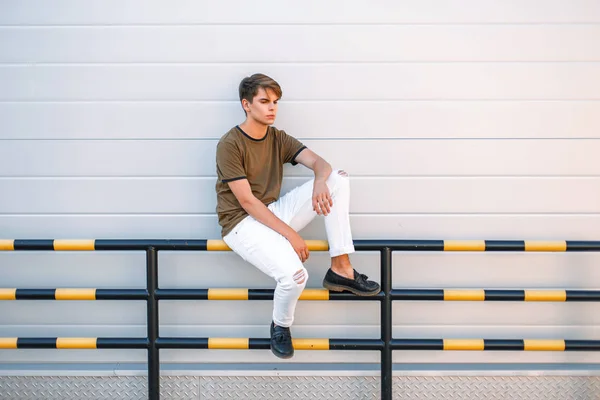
161,377 -> 199,400
3,375 -> 600,399
0,376 -> 198,400
199,376 -> 379,400
393,376 -> 600,399
199,375 -> 600,400
0,377 -> 147,400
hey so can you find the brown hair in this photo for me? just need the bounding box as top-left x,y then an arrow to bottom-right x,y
238,73 -> 282,111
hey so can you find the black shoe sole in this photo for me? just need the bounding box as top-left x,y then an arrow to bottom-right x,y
322,279 -> 381,296
271,346 -> 294,359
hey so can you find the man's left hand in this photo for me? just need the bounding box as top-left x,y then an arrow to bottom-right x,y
312,180 -> 333,216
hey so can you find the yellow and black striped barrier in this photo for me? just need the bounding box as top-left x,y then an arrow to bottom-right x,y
392,339 -> 600,351
4,288 -> 597,302
157,337 -> 382,351
156,288 -> 380,301
0,239 -> 326,251
391,289 -> 600,302
0,337 -> 147,349
3,337 -> 598,352
154,338 -> 600,351
2,239 -> 600,252
382,240 -> 599,252
155,288 -> 600,302
0,289 -> 147,300
4,238 -> 600,400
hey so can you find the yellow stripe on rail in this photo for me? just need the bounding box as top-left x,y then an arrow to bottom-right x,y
53,240 -> 95,251
443,339 -> 485,350
305,240 -> 329,251
0,338 -> 17,349
524,290 -> 566,302
443,241 -> 485,251
207,240 -> 329,251
0,240 -> 14,251
56,338 -> 97,349
208,338 -> 249,349
524,340 -> 565,351
524,241 -> 567,252
207,289 -> 248,300
292,339 -> 329,350
55,289 -> 97,300
0,289 -> 16,300
206,240 -> 231,251
444,290 -> 485,301
299,289 -> 330,300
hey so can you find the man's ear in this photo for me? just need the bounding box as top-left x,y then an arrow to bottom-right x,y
242,99 -> 251,113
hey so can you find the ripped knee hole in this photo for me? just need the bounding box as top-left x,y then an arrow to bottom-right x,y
293,269 -> 306,285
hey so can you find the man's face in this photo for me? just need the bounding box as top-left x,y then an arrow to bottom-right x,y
244,87 -> 279,126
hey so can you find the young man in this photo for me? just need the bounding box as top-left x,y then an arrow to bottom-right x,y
215,73 -> 380,359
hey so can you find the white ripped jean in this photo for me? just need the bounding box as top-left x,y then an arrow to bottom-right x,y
223,170 -> 355,328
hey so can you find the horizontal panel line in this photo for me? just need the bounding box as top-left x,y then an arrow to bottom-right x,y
392,324 -> 600,328
2,175 -> 600,179
1,99 -> 599,103
1,212 -> 600,217
3,139 -> 599,142
2,61 -> 600,66
2,99 -> 599,102
5,324 -> 598,328
1,23 -> 600,27
2,138 -> 600,142
2,176 -> 600,180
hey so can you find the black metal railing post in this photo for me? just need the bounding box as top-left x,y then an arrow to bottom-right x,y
146,248 -> 160,400
380,247 -> 392,400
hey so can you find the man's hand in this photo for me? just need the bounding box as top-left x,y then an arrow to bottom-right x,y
286,230 -> 309,262
313,179 -> 333,216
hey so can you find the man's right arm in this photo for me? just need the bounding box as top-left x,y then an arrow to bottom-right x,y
228,178 -> 309,262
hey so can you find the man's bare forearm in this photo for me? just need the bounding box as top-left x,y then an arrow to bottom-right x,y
241,197 -> 296,239
313,157 -> 332,182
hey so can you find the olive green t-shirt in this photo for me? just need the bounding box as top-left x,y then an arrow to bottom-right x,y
215,125 -> 306,237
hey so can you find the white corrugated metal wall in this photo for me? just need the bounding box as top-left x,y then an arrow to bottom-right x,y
0,0 -> 600,367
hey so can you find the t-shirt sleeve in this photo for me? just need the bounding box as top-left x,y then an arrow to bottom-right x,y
216,140 -> 246,183
280,130 -> 307,166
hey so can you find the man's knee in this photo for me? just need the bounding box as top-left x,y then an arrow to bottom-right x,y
281,267 -> 308,291
336,169 -> 348,178
327,169 -> 350,191
293,268 -> 308,285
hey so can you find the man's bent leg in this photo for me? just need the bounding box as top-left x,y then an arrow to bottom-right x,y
320,171 -> 380,295
272,169 -> 353,251
271,170 -> 380,296
322,170 -> 355,257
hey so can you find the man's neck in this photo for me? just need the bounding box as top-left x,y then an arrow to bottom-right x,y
239,120 -> 269,140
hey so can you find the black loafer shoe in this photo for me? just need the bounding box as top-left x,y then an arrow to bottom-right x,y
322,268 -> 381,296
270,321 -> 294,359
